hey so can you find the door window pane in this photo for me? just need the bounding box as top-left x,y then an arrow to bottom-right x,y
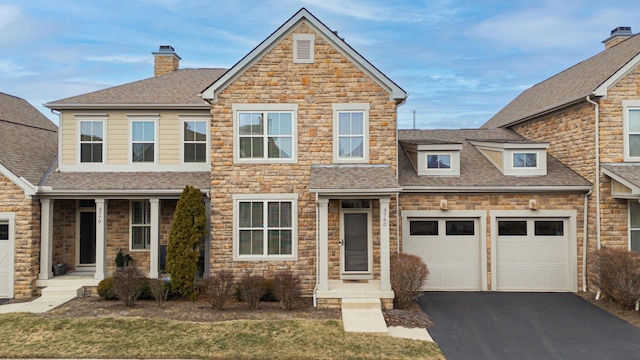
0,223 -> 8,240
498,221 -> 527,236
446,221 -> 474,235
535,221 -> 564,236
410,221 -> 438,236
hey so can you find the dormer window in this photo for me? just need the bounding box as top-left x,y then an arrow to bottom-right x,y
470,140 -> 548,176
400,141 -> 462,176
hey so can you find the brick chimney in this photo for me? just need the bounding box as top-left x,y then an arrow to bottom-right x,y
152,45 -> 181,76
602,26 -> 633,49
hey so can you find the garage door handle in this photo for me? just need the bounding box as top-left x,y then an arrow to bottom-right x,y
339,239 -> 344,246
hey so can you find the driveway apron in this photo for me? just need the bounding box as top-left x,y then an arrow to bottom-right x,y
418,292 -> 640,360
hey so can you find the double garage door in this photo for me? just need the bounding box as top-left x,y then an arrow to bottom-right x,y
404,216 -> 574,292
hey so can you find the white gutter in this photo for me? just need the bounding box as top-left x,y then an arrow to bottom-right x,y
586,95 -> 602,249
44,103 -> 211,110
583,189 -> 593,292
38,189 -> 208,197
313,192 -> 319,308
401,185 -> 592,193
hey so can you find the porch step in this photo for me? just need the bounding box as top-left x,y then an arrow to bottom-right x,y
41,286 -> 84,298
341,298 -> 388,334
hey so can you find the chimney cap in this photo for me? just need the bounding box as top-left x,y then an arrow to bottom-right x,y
152,45 -> 181,59
611,26 -> 632,36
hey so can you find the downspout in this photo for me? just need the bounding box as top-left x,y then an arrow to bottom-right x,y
583,189 -> 593,292
313,192 -> 319,308
586,95 -> 602,250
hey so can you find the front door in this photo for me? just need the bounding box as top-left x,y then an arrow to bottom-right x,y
78,211 -> 96,266
342,212 -> 371,275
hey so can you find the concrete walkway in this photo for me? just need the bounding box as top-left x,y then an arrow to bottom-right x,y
0,286 -> 82,314
341,298 -> 432,341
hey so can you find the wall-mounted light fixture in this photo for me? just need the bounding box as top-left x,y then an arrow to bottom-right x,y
440,199 -> 448,210
529,199 -> 538,210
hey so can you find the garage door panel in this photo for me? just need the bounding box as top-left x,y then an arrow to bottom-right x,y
0,220 -> 12,298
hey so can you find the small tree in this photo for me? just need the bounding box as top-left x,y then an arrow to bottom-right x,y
166,185 -> 206,299
272,270 -> 302,310
390,253 -> 429,309
202,270 -> 236,310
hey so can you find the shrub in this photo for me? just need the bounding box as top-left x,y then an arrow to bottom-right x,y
262,278 -> 277,302
390,253 -> 429,309
589,247 -> 640,309
272,270 -> 302,310
97,277 -> 117,300
138,279 -> 154,300
149,278 -> 171,308
202,270 -> 236,310
237,272 -> 266,310
112,267 -> 147,307
166,186 -> 206,299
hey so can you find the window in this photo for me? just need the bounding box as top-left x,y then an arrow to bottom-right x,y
183,120 -> 207,163
410,221 -> 438,236
499,221 -> 527,236
629,201 -> 640,252
293,33 -> 315,63
131,201 -> 151,250
333,103 -> 369,163
0,221 -> 8,241
234,194 -> 298,260
446,221 -> 474,235
427,154 -> 451,169
627,108 -> 640,159
513,153 -> 537,168
341,199 -> 371,209
535,221 -> 564,236
131,119 -> 156,163
233,104 -> 297,163
80,121 -> 104,163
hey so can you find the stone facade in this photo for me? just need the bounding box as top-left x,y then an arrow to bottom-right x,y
0,174 -> 40,298
209,23 -> 399,296
399,192 -> 586,289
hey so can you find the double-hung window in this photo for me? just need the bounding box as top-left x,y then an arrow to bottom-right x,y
628,201 -> 640,253
233,104 -> 297,163
130,117 -> 157,163
131,201 -> 151,250
79,121 -> 104,163
182,119 -> 207,163
625,103 -> 640,161
333,103 -> 369,163
234,194 -> 298,260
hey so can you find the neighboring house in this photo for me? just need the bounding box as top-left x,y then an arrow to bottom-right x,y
483,26 -> 640,290
0,92 -> 57,298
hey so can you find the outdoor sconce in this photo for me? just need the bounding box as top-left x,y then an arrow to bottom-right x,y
440,199 -> 448,210
529,199 -> 538,210
124,254 -> 133,267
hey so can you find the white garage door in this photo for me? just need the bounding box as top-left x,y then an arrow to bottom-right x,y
404,218 -> 481,290
496,219 -> 570,291
0,220 -> 14,298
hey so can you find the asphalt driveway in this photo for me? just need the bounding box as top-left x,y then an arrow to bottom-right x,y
418,292 -> 640,360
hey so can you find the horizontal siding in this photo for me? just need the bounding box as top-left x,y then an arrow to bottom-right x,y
159,113 -> 179,164
60,112 -> 76,165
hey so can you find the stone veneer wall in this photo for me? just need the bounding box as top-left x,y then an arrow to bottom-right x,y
209,23 -> 399,296
0,174 -> 40,298
512,64 -> 640,284
399,193 -> 586,289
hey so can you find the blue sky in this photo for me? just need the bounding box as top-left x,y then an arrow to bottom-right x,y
0,0 -> 638,129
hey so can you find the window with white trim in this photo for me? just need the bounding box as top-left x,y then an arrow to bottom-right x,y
233,104 -> 297,163
628,201 -> 640,253
427,154 -> 451,169
131,119 -> 156,163
234,194 -> 298,260
626,108 -> 640,160
80,121 -> 104,163
183,120 -> 207,163
513,152 -> 537,168
333,103 -> 369,163
131,201 -> 151,250
293,33 -> 314,63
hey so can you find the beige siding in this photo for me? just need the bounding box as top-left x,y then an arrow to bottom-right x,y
482,149 -> 503,170
611,179 -> 632,194
159,113 -> 180,164
60,112 -> 76,165
107,112 -> 128,164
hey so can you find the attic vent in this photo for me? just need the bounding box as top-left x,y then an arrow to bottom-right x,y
293,34 -> 315,64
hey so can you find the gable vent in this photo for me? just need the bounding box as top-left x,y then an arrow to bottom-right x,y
293,34 -> 315,64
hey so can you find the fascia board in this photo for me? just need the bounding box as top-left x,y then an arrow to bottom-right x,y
594,53 -> 640,97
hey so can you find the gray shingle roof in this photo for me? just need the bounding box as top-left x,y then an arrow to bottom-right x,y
310,165 -> 401,193
43,171 -> 210,193
45,68 -> 227,108
602,163 -> 640,189
483,34 -> 640,129
0,92 -> 58,185
398,129 -> 591,189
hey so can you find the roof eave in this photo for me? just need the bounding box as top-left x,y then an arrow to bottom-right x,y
44,103 -> 211,110
0,163 -> 37,198
593,52 -> 640,97
400,185 -> 592,193
37,188 -> 210,198
310,187 -> 401,196
602,167 -> 640,194
497,97 -> 589,129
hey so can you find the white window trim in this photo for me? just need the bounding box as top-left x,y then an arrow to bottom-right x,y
623,100 -> 640,162
0,213 -> 15,298
232,104 -> 298,164
333,103 -> 370,164
128,115 -> 159,165
75,115 -> 107,165
628,200 -> 640,252
179,116 -> 210,165
423,151 -> 459,175
512,152 -> 539,169
293,33 -> 315,64
503,149 -> 547,176
130,200 -> 151,251
232,193 -> 298,261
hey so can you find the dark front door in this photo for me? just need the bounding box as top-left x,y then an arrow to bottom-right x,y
343,213 -> 368,272
79,211 -> 96,265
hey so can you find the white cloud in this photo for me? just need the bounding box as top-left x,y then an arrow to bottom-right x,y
0,4 -> 21,29
85,55 -> 151,64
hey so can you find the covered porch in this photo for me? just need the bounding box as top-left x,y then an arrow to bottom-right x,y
310,165 -> 400,309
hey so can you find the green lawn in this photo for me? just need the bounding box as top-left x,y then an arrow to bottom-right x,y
0,313 -> 444,359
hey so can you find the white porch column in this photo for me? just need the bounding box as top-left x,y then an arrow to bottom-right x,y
95,198 -> 107,280
318,198 -> 329,291
204,196 -> 211,277
379,197 -> 391,292
39,198 -> 54,280
149,198 -> 160,279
